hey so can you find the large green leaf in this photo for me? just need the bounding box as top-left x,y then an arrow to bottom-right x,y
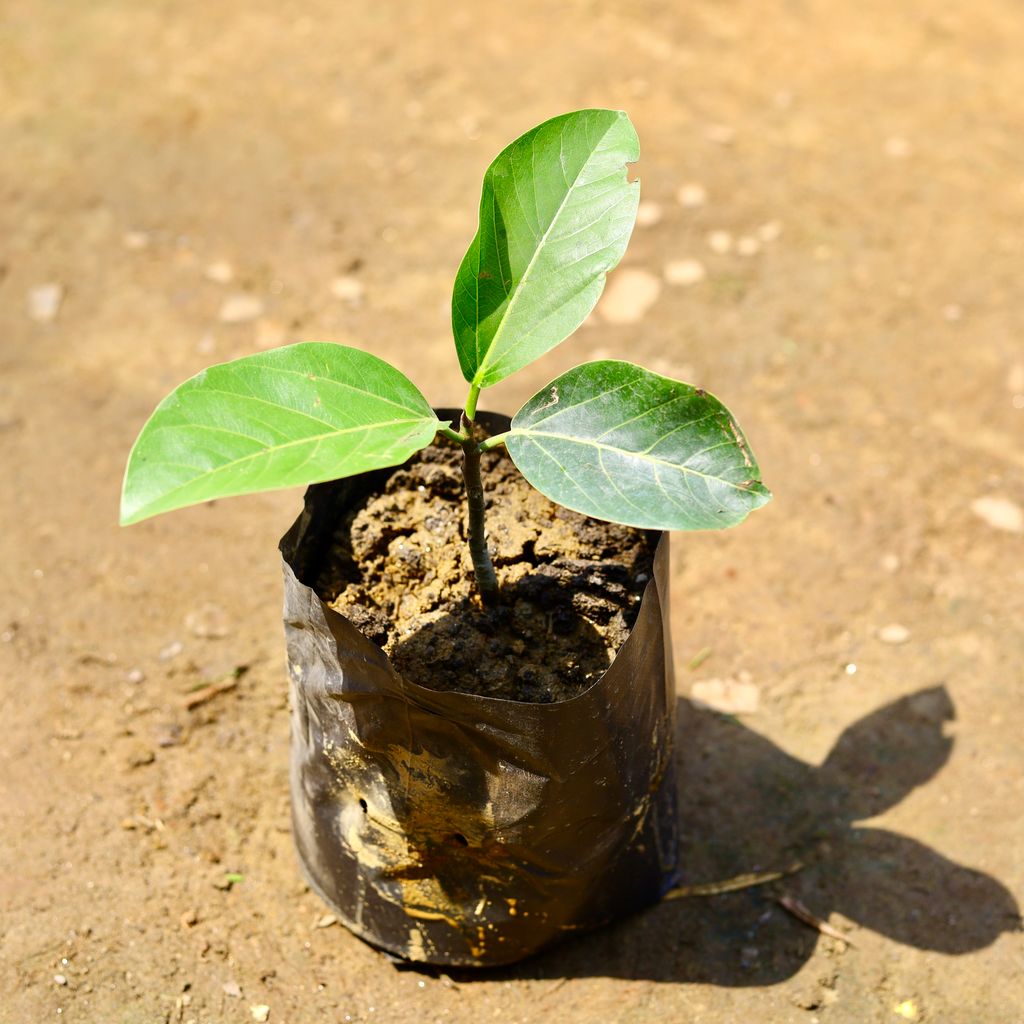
121,343 -> 441,525
505,361 -> 771,530
452,109 -> 640,389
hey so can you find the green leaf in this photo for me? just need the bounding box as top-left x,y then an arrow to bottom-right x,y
121,343 -> 441,525
505,361 -> 771,530
452,109 -> 640,389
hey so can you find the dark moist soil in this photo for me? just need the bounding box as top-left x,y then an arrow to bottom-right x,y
314,436 -> 656,702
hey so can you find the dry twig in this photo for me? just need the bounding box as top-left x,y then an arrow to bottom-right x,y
663,862 -> 803,899
778,894 -> 854,945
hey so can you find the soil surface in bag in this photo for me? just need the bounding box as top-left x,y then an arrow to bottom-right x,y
312,436 -> 657,703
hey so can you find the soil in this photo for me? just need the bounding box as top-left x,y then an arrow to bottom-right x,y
3,2 -> 1023,1022
315,439 -> 655,702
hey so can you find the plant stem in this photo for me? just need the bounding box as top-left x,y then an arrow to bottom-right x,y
438,425 -> 468,444
477,431 -> 509,452
459,409 -> 499,606
464,383 -> 481,423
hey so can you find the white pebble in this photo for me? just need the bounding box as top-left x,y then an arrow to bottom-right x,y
223,980 -> 242,999
705,124 -> 735,145
970,496 -> 1024,533
158,640 -> 184,661
27,284 -> 63,323
677,182 -> 708,208
255,319 -> 287,350
691,677 -> 759,715
122,231 -> 150,251
219,294 -> 265,323
635,200 -> 663,228
707,230 -> 733,255
664,259 -> 707,286
885,136 -> 912,159
736,235 -> 761,257
596,269 -> 662,324
878,624 -> 911,645
330,275 -> 365,306
880,553 -> 901,573
205,260 -> 234,284
251,1007 -> 271,1023
54,975 -> 68,986
758,220 -> 782,242
185,602 -> 230,639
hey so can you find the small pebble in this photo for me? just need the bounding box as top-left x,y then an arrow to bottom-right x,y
878,623 -> 911,645
330,275 -> 365,306
596,269 -> 662,324
27,284 -> 63,323
315,913 -> 338,928
54,975 -> 68,986
122,231 -> 150,251
707,230 -> 733,255
219,294 -> 265,324
255,319 -> 287,350
676,182 -> 707,208
705,123 -> 735,145
159,640 -> 184,661
185,602 -> 230,639
635,200 -> 663,228
884,136 -> 912,159
205,260 -> 234,284
664,258 -> 707,287
223,981 -> 243,999
736,235 -> 761,257
126,668 -> 145,685
970,495 -> 1024,533
691,677 -> 760,715
758,220 -> 782,242
251,1008 -> 271,1023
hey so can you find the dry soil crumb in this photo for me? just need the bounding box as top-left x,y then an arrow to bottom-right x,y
314,438 -> 656,702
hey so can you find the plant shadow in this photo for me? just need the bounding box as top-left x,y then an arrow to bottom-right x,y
447,685 -> 1021,985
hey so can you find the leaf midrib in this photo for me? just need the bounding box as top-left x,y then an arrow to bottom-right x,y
126,416 -> 436,516
473,115 -> 621,385
509,427 -> 758,492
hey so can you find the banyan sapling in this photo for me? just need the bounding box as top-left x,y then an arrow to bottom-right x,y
120,108 -> 770,586
120,109 -> 772,965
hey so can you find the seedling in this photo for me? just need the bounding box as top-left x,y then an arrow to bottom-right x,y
121,109 -> 771,602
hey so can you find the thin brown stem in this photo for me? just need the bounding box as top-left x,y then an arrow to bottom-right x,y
460,413 -> 499,606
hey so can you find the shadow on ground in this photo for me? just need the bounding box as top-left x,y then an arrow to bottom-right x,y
444,685 -> 1020,985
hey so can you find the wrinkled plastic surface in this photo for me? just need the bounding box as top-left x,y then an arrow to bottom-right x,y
280,411 -> 679,967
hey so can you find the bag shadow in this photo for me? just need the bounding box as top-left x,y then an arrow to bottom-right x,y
451,684 -> 1020,985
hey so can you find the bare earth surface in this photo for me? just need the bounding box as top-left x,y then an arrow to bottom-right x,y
2,2 -> 1023,1022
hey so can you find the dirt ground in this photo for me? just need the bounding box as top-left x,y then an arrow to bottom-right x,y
2,1 -> 1023,1021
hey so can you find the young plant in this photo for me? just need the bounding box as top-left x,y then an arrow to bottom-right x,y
121,109 -> 771,602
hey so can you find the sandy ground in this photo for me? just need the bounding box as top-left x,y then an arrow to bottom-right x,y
2,1 -> 1023,1021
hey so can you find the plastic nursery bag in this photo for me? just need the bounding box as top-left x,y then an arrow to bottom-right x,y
280,412 -> 679,966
